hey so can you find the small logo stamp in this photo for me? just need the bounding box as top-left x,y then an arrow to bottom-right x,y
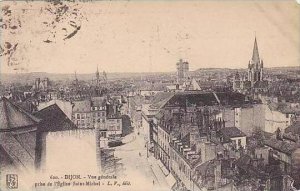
6,174 -> 18,189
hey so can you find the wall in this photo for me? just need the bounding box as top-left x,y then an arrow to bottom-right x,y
222,108 -> 235,127
235,104 -> 265,136
170,147 -> 193,191
157,124 -> 171,169
40,129 -> 99,174
141,114 -> 151,142
264,105 -> 293,133
197,141 -> 216,164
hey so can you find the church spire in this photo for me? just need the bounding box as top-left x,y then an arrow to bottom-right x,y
74,70 -> 79,88
252,37 -> 260,63
96,65 -> 100,80
75,70 -> 77,80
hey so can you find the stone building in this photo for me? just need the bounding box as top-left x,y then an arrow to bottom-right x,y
149,91 -> 252,190
72,97 -> 107,129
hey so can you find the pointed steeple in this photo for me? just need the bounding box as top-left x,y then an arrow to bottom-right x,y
74,70 -> 78,81
74,71 -> 79,88
252,37 -> 260,63
96,65 -> 100,80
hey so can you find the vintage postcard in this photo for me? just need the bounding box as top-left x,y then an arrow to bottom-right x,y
0,0 -> 300,191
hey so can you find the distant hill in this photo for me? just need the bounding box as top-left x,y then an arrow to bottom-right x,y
194,68 -> 234,72
1,66 -> 299,85
0,71 -> 171,84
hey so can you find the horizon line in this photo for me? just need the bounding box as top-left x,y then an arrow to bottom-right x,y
1,66 -> 299,75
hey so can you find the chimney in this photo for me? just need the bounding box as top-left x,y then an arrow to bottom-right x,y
275,128 -> 283,140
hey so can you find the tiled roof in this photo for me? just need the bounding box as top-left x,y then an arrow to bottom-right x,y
235,154 -> 266,178
264,138 -> 300,155
167,92 -> 218,107
283,133 -> 298,142
150,92 -> 175,109
219,127 -> 246,138
72,100 -> 91,113
285,121 -> 300,135
163,92 -> 247,108
235,154 -> 251,171
193,159 -> 219,183
154,110 -> 164,120
151,91 -> 247,109
268,102 -> 300,114
0,97 -> 40,131
0,133 -> 35,170
0,145 -> 14,168
215,92 -> 247,105
91,97 -> 107,107
34,104 -> 77,132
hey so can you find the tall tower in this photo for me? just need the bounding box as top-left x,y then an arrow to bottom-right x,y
176,59 -> 189,84
247,37 -> 264,87
96,65 -> 100,85
74,71 -> 80,94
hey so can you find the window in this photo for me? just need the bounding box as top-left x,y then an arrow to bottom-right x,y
238,139 -> 241,146
100,132 -> 107,138
191,117 -> 194,123
76,114 -> 80,119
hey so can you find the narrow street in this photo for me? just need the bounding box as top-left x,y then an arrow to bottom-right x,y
114,130 -> 170,191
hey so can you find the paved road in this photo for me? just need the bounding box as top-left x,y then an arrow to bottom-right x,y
114,131 -> 170,191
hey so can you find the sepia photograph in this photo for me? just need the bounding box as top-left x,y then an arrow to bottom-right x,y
0,0 -> 300,190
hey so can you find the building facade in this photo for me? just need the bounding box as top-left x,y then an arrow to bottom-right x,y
72,98 -> 107,129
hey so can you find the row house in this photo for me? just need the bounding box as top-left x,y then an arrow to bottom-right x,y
152,91 -> 249,160
149,91 -> 254,190
72,96 -> 124,141
170,136 -> 202,191
234,128 -> 300,190
72,97 -> 107,129
264,133 -> 300,189
169,125 -> 235,191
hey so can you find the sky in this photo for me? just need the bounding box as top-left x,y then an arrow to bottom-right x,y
0,0 -> 300,74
